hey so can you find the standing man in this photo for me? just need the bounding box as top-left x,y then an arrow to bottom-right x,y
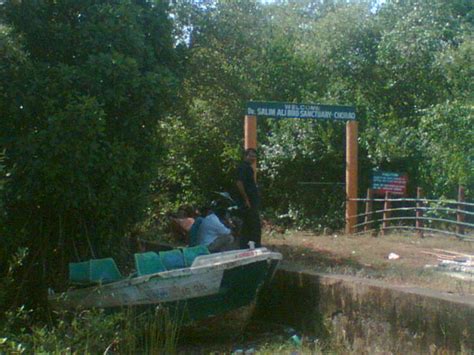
236,148 -> 261,248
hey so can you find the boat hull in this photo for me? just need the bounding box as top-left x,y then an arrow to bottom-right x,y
49,248 -> 281,325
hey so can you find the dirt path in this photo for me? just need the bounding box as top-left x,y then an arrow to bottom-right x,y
264,230 -> 474,295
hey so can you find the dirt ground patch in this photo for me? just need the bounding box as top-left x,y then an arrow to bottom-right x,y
264,229 -> 474,295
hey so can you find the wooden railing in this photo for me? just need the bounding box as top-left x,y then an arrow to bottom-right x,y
349,187 -> 474,241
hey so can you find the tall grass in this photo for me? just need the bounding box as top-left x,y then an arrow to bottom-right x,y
0,248 -> 182,353
0,306 -> 182,354
117,306 -> 182,354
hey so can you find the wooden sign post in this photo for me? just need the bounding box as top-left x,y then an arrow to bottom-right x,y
345,120 -> 358,234
244,101 -> 358,234
244,115 -> 257,150
244,115 -> 257,174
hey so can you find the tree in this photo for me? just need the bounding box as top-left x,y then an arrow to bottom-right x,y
364,0 -> 474,195
418,101 -> 473,196
155,1 -> 269,210
0,0 -> 179,304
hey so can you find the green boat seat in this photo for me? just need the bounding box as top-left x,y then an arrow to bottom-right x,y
69,258 -> 122,284
134,252 -> 166,276
182,245 -> 210,267
159,249 -> 185,270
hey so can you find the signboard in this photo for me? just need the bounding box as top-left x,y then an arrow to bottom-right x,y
372,171 -> 408,196
246,101 -> 356,120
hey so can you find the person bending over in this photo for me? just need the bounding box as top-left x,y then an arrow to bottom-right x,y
196,207 -> 234,253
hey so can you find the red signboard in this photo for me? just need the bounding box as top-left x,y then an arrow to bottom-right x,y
372,171 -> 408,196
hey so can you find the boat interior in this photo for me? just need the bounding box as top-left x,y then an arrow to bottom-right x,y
69,245 -> 211,285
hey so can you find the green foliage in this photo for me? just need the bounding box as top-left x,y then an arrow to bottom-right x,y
307,3 -> 380,98
0,307 -> 179,354
160,0 -> 473,230
0,149 -> 6,218
0,248 -> 28,316
260,120 -> 346,228
156,109 -> 241,212
362,0 -> 473,173
437,36 -> 474,101
377,1 -> 456,108
0,0 -> 179,303
418,101 -> 474,196
154,1 -> 267,212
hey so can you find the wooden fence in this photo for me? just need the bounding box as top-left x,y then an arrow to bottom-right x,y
349,186 -> 474,241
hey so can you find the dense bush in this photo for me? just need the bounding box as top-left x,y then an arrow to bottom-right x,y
0,307 -> 179,354
0,0 -> 179,304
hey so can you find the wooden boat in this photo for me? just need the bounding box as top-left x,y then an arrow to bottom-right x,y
48,246 -> 282,327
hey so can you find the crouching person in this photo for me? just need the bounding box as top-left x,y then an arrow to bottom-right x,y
196,207 -> 234,253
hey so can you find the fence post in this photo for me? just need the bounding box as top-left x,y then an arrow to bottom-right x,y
364,188 -> 373,233
416,187 -> 424,238
457,186 -> 465,236
382,192 -> 391,236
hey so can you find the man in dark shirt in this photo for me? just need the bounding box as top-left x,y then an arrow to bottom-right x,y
236,148 -> 261,248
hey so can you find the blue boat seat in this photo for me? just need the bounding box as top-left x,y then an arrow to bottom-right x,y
134,252 -> 167,276
182,245 -> 210,267
159,249 -> 185,270
69,258 -> 122,284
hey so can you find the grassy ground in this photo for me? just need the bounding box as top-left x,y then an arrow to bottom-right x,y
264,229 -> 474,295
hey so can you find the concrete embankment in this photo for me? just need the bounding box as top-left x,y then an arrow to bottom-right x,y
255,263 -> 474,353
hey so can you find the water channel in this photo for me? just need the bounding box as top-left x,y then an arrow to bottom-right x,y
179,266 -> 474,353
